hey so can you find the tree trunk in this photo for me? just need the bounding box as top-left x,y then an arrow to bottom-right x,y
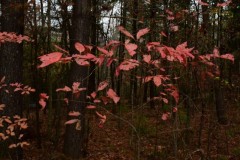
0,0 -> 25,159
63,0 -> 91,159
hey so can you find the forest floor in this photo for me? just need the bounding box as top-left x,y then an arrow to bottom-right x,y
22,82 -> 240,160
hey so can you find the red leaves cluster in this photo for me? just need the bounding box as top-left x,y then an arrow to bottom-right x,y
36,27 -> 234,127
0,32 -> 30,43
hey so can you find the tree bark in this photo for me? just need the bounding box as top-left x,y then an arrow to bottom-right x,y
63,0 -> 91,158
0,0 -> 25,159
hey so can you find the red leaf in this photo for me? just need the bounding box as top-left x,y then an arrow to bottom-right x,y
156,47 -> 167,58
38,52 -> 63,68
160,31 -> 167,37
143,55 -> 151,64
97,47 -> 110,56
9,144 -> 17,149
167,16 -> 175,20
97,80 -> 108,91
94,99 -> 101,103
56,86 -> 72,92
162,113 -> 169,121
217,0 -> 232,7
143,76 -> 153,83
65,119 -> 79,125
91,91 -> 97,98
54,44 -> 69,54
40,93 -> 49,99
75,42 -> 85,53
197,0 -> 209,6
68,111 -> 81,116
96,111 -> 106,120
86,105 -> 96,109
171,89 -> 179,104
75,58 -> 90,66
170,25 -> 179,32
96,111 -> 107,127
106,58 -> 116,67
107,89 -> 120,104
136,28 -> 150,40
220,53 -> 234,62
39,99 -> 46,110
162,98 -> 168,104
125,43 -> 138,56
106,40 -> 120,47
93,54 -> 105,66
119,59 -> 139,71
117,26 -> 134,39
173,107 -> 178,112
0,76 -> 5,83
153,75 -> 162,87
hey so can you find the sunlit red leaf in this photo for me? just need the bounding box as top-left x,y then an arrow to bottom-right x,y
91,91 -> 97,98
1,76 -> 5,83
107,89 -> 120,104
56,86 -> 72,92
118,59 -> 139,71
75,58 -> 90,66
117,26 -> 134,39
96,111 -> 107,128
162,98 -> 168,104
160,31 -> 167,37
4,118 -> 12,124
97,80 -> 108,91
86,105 -> 96,109
39,99 -> 46,110
125,43 -> 138,56
143,76 -> 153,83
217,0 -> 232,7
162,113 -> 169,121
153,75 -> 162,87
38,52 -> 63,68
197,0 -> 209,6
68,111 -> 81,117
40,93 -> 49,99
54,44 -> 69,54
94,99 -> 101,103
65,119 -> 79,125
19,142 -> 30,148
170,89 -> 179,104
170,25 -> 179,32
97,47 -> 110,56
220,53 -> 234,62
75,42 -> 85,53
136,28 -> 150,40
9,144 -> 17,149
143,55 -> 151,64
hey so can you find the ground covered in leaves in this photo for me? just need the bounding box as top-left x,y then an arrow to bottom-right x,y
22,104 -> 240,159
21,80 -> 240,160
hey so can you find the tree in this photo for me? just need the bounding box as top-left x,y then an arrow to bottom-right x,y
0,0 -> 26,159
63,0 -> 91,158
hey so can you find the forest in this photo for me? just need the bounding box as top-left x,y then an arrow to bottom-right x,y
0,0 -> 239,159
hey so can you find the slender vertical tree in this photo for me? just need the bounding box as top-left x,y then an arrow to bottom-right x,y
0,0 -> 25,159
63,0 -> 91,158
